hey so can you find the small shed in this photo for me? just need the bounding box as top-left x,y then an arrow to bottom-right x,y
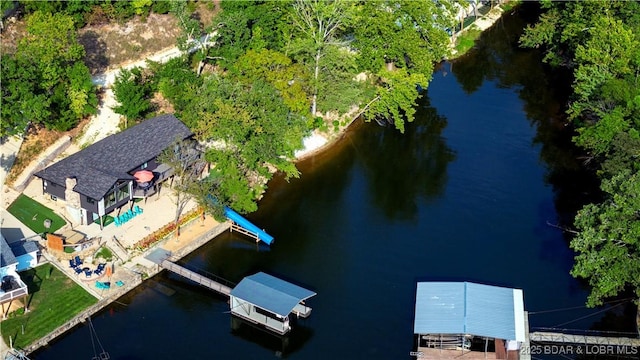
230,272 -> 316,335
413,281 -> 525,356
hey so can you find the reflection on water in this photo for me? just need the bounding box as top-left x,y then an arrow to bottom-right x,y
350,95 -> 455,220
32,4 -> 636,360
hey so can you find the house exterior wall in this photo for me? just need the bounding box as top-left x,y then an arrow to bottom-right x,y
80,194 -> 99,214
131,158 -> 160,172
42,180 -> 66,201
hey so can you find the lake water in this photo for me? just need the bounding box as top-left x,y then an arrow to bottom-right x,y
32,4 -> 635,360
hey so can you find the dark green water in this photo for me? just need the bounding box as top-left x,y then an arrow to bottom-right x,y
32,4 -> 636,360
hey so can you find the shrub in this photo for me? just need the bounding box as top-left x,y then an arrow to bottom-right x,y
133,207 -> 204,251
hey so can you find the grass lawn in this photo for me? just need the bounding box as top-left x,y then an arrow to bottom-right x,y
1,264 -> 98,349
7,194 -> 66,234
94,214 -> 114,227
455,27 -> 483,56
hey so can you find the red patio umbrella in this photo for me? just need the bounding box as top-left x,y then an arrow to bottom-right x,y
133,170 -> 154,182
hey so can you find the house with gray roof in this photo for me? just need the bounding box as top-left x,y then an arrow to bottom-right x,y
34,114 -> 196,228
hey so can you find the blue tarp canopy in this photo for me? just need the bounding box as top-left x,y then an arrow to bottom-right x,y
414,282 -> 525,342
231,272 -> 316,317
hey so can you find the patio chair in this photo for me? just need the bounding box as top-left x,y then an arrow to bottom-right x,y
134,205 -> 143,215
84,268 -> 92,278
74,256 -> 83,266
74,267 -> 83,275
69,259 -> 76,268
96,263 -> 106,272
94,268 -> 103,276
118,213 -> 129,224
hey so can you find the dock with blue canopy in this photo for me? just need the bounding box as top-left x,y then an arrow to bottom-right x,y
230,272 -> 316,335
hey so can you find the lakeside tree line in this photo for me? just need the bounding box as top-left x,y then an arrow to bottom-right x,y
521,1 -> 640,309
0,0 -> 176,136
2,0 -> 457,213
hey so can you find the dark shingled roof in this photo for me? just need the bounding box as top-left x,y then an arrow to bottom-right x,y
35,114 -> 192,200
10,240 -> 39,257
1,235 -> 18,268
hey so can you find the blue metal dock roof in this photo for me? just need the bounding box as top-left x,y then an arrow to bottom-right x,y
414,282 -> 525,342
231,272 -> 316,317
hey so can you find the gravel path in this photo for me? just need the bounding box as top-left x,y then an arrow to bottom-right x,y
78,46 -> 186,147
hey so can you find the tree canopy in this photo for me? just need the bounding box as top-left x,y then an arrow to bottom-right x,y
211,0 -> 455,131
521,0 -> 640,306
142,0 -> 455,212
1,11 -> 97,136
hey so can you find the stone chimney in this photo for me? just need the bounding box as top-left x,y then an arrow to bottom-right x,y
65,177 -> 82,209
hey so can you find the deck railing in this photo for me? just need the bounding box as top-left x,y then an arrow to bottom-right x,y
0,286 -> 28,304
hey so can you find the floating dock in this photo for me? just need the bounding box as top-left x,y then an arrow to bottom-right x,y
145,249 -> 316,336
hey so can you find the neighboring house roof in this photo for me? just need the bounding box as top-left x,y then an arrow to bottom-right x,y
1,233 -> 39,269
0,234 -> 18,269
9,240 -> 39,257
413,281 -> 525,342
35,114 -> 193,200
231,272 -> 317,317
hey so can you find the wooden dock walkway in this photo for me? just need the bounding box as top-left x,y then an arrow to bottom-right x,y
159,259 -> 232,297
529,332 -> 640,347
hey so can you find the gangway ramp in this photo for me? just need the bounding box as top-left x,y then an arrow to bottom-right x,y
529,331 -> 640,347
145,249 -> 233,297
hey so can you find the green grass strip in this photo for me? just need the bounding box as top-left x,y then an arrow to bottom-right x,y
455,27 -> 483,56
7,194 -> 66,234
1,264 -> 98,349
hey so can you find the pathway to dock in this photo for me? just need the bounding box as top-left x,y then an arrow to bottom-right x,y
529,331 -> 640,347
145,248 -> 233,297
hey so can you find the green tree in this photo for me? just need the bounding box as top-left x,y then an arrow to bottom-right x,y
289,0 -> 350,115
170,0 -> 217,75
148,57 -> 202,117
17,11 -> 85,90
1,11 -> 97,134
234,49 -> 310,114
352,0 -> 453,75
131,0 -> 152,16
361,68 -> 429,133
0,55 -> 50,137
189,75 -> 306,213
67,62 -> 99,120
522,0 -> 640,311
157,138 -> 207,237
350,0 -> 453,131
112,67 -> 153,123
214,1 -> 292,67
570,169 -> 640,307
